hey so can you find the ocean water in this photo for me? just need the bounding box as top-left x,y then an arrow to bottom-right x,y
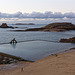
0,18 -> 75,61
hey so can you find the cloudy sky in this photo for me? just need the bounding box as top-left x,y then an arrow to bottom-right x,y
0,0 -> 75,18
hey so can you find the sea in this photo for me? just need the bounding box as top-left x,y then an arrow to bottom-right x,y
0,18 -> 75,61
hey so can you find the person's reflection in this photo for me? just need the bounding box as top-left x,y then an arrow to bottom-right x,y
10,43 -> 17,48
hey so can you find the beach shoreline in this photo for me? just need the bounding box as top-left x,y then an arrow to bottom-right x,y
0,48 -> 75,75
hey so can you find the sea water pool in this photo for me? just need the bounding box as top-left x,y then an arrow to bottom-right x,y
0,41 -> 75,61
0,23 -> 75,61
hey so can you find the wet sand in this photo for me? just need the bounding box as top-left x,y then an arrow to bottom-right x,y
0,49 -> 75,75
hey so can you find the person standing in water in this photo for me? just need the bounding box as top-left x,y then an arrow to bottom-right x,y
10,38 -> 17,44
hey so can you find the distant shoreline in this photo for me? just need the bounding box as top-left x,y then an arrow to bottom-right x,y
12,23 -> 35,25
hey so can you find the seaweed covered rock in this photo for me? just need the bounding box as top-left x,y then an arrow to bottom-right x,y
60,37 -> 75,43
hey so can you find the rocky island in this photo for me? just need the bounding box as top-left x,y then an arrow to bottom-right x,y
0,23 -> 18,28
13,23 -> 35,25
25,22 -> 75,32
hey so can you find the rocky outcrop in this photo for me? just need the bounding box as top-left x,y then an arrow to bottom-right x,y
25,28 -> 45,31
0,52 -> 24,64
60,37 -> 75,43
1,23 -> 8,28
0,23 -> 18,28
0,23 -> 13,28
25,22 -> 75,32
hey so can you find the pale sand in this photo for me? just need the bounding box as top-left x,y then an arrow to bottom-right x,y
0,50 -> 75,75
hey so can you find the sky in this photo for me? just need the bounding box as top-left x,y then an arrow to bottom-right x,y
0,0 -> 75,18
0,0 -> 75,13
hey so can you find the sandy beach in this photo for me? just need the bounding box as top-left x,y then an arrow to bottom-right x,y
0,49 -> 75,75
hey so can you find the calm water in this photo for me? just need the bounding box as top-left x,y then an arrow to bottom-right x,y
0,19 -> 75,61
0,41 -> 75,61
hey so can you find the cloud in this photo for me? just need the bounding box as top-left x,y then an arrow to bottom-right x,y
0,11 -> 75,18
64,12 -> 75,18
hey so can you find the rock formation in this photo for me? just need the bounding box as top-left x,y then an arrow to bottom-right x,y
60,37 -> 75,43
1,23 -> 8,27
0,52 -> 24,64
0,23 -> 18,28
25,22 -> 75,32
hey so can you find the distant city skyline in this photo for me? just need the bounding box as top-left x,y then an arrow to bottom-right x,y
0,0 -> 75,13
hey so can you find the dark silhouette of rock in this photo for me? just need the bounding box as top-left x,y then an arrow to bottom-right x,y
60,37 -> 75,43
25,22 -> 75,32
14,23 -> 35,25
0,23 -> 18,28
0,23 -> 14,28
1,23 -> 8,27
25,28 -> 45,31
